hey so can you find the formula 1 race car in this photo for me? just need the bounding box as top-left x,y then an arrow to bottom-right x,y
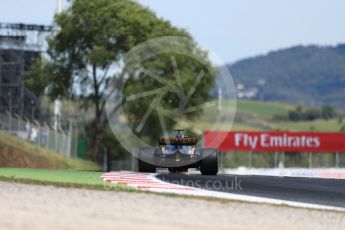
138,130 -> 218,175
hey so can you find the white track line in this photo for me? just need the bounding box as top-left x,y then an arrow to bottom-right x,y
224,168 -> 345,179
101,171 -> 345,212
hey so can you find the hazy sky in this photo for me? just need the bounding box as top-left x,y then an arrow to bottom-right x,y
0,0 -> 344,63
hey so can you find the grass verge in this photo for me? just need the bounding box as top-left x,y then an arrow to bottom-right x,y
0,168 -> 132,191
0,132 -> 100,170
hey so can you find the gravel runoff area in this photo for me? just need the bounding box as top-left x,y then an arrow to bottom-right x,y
0,181 -> 344,230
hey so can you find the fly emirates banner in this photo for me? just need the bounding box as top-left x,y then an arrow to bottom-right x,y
203,131 -> 345,152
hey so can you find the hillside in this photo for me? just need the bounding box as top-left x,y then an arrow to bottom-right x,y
235,100 -> 343,132
190,99 -> 344,132
227,44 -> 345,109
0,132 -> 99,170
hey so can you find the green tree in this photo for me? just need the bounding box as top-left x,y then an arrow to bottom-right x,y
288,106 -> 304,121
123,52 -> 215,141
321,105 -> 337,120
304,108 -> 321,120
36,0 -> 215,162
25,58 -> 51,97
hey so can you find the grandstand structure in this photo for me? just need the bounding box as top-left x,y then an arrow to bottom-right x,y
0,23 -> 52,119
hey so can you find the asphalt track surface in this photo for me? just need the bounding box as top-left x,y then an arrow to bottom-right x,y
156,173 -> 345,208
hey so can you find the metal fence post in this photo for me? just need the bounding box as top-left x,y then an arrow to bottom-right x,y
7,111 -> 11,132
67,119 -> 73,157
8,91 -> 12,132
54,131 -> 58,153
309,152 -> 312,168
281,151 -> 285,168
103,148 -> 108,172
248,151 -> 252,168
16,114 -> 20,131
62,131 -> 66,156
36,121 -> 41,146
103,147 -> 111,172
336,152 -> 339,168
47,128 -> 50,149
63,132 -> 66,155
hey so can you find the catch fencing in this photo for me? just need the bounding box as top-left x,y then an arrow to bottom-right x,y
0,111 -> 76,157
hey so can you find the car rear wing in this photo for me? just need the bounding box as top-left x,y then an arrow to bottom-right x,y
159,137 -> 197,145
